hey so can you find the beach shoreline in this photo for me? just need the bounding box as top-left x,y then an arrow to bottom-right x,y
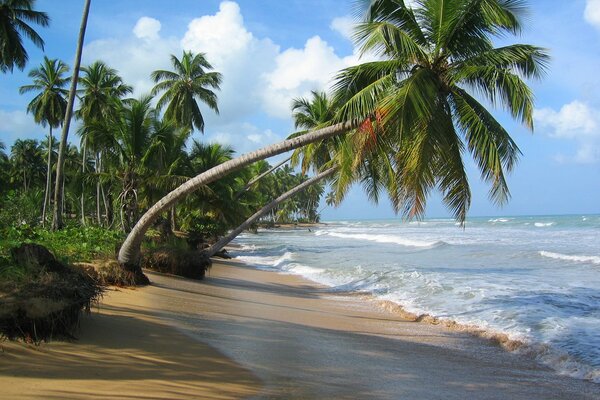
1,258 -> 599,399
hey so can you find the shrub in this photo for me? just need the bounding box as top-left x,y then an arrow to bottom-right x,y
142,247 -> 211,280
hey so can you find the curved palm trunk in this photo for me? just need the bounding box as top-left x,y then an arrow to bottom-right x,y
42,129 -> 53,226
206,167 -> 336,257
118,120 -> 357,276
234,155 -> 291,200
52,0 -> 91,230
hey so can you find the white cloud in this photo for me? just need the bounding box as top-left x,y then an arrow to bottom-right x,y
82,2 -> 370,150
181,2 -> 255,65
534,101 -> 600,163
330,16 -> 356,41
84,19 -> 178,96
262,35 -> 375,118
133,17 -> 161,41
180,1 -> 279,126
534,101 -> 598,138
585,0 -> 600,29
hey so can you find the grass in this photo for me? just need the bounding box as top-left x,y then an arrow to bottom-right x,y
0,223 -> 124,265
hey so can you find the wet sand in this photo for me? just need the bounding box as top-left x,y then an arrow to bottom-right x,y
1,259 -> 599,399
145,260 -> 600,399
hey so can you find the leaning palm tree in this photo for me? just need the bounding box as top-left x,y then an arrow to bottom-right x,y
19,56 -> 69,224
118,0 -> 546,282
332,0 -> 549,222
52,0 -> 91,230
205,167 -> 336,257
151,51 -> 222,133
204,91 -> 342,256
0,0 -> 49,73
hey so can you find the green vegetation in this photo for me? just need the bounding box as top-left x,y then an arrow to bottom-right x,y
1,1 -> 546,288
0,0 -> 49,72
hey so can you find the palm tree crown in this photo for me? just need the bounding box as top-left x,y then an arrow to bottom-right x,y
333,0 -> 549,222
19,56 -> 69,127
0,0 -> 49,72
151,51 -> 222,134
290,90 -> 344,174
77,61 -> 133,124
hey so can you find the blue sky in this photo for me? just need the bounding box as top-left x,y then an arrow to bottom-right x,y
1,0 -> 599,219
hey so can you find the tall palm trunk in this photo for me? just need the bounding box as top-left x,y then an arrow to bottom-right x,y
234,155 -> 291,200
80,138 -> 86,226
117,120 -> 357,278
41,129 -> 53,225
206,167 -> 336,257
96,152 -> 101,225
52,0 -> 91,230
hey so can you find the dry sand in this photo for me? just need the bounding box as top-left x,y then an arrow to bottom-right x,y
2,259 -> 600,399
0,282 -> 261,399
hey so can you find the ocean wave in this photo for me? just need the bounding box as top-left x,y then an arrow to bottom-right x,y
489,218 -> 510,223
539,251 -> 600,265
534,222 -> 555,227
317,231 -> 445,248
285,263 -> 325,276
235,251 -> 295,269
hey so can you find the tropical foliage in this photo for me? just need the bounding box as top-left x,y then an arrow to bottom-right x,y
331,0 -> 549,222
151,51 -> 222,133
1,0 -> 546,284
0,0 -> 49,72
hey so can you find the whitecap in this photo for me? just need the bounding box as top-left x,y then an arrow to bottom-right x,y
286,263 -> 325,276
539,251 -> 600,265
235,251 -> 294,269
321,231 -> 445,248
534,222 -> 555,227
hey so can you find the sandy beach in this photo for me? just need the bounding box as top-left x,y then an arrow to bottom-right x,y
2,259 -> 599,399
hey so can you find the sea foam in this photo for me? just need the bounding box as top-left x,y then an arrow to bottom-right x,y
234,215 -> 600,384
539,251 -> 600,265
317,231 -> 445,248
535,222 -> 555,227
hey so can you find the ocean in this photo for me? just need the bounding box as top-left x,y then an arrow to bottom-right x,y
231,214 -> 600,383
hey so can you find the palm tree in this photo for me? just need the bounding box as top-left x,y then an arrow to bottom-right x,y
0,141 -> 10,194
151,51 -> 222,133
205,93 -> 341,254
0,0 -> 49,73
180,141 -> 250,239
205,167 -> 336,257
76,61 -> 132,225
53,0 -> 91,231
77,61 -> 132,122
332,0 -> 549,222
0,141 -> 11,194
10,139 -> 43,192
111,96 -> 155,232
19,56 -> 69,224
119,0 -> 546,280
289,90 -> 344,174
118,119 -> 357,277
